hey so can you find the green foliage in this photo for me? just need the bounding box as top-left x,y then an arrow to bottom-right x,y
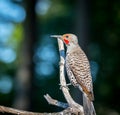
8,24 -> 23,50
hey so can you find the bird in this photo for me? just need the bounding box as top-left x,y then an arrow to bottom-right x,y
51,33 -> 96,115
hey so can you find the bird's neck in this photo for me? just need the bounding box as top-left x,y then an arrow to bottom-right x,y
66,44 -> 81,54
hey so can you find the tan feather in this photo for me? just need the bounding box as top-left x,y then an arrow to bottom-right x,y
66,46 -> 94,101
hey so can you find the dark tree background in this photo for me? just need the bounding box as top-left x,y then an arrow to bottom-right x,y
0,0 -> 120,115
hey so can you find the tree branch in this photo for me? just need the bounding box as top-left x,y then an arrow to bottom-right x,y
0,105 -> 76,115
0,105 -> 43,115
44,94 -> 68,108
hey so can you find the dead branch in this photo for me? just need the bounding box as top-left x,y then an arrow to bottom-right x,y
44,94 -> 68,108
0,105 -> 42,115
0,105 -> 76,115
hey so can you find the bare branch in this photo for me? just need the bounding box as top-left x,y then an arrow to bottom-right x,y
44,94 -> 68,108
0,105 -> 76,115
0,105 -> 43,115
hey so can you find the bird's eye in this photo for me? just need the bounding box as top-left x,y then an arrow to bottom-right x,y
66,35 -> 69,38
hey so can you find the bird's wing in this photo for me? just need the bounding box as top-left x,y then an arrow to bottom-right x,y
66,49 -> 94,101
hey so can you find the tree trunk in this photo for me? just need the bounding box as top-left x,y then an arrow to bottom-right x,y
13,0 -> 37,110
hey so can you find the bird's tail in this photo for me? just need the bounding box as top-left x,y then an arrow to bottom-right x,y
83,94 -> 96,115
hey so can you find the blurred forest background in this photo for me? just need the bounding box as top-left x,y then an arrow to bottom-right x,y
0,0 -> 120,115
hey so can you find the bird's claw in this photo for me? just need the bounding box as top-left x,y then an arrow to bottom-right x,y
59,83 -> 71,90
59,62 -> 64,66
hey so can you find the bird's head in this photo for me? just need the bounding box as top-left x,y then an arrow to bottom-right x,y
51,33 -> 78,46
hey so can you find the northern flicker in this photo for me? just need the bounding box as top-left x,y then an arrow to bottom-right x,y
52,33 -> 96,115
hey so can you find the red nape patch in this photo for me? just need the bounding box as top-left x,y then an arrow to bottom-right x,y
64,39 -> 69,44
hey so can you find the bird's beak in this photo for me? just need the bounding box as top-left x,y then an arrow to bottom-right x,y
50,35 -> 62,39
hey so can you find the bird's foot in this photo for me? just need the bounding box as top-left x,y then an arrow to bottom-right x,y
59,62 -> 64,66
59,83 -> 71,90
